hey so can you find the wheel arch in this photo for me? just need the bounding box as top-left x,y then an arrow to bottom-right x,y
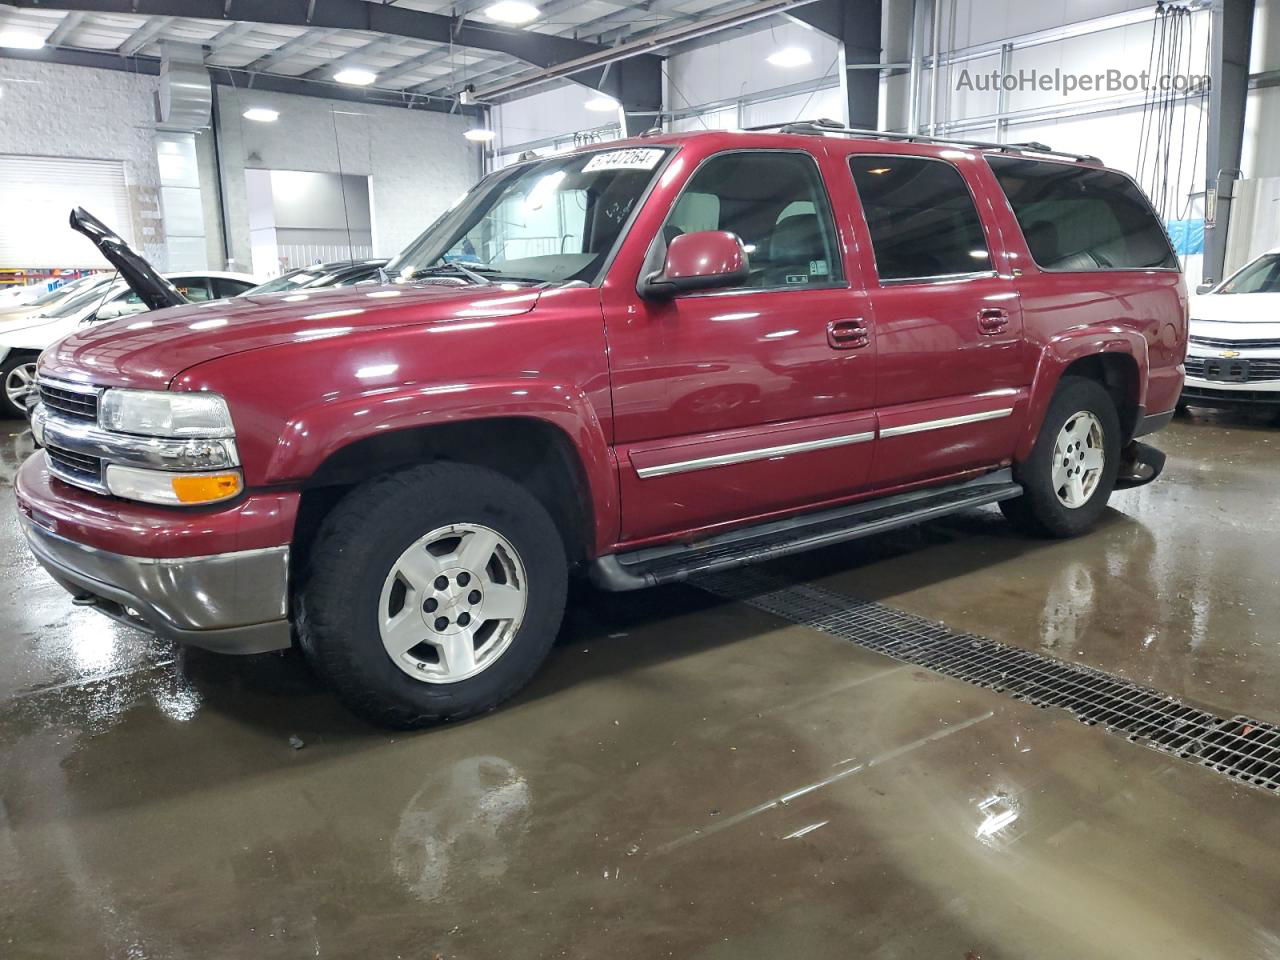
1016,330 -> 1148,460
291,413 -> 609,591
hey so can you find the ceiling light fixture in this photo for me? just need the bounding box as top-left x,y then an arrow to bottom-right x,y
485,1 -> 540,24
584,94 -> 620,112
242,107 -> 280,123
463,128 -> 497,143
766,46 -> 812,68
0,30 -> 45,50
334,68 -> 377,86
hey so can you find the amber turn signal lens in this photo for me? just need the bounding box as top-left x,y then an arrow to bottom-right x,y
170,473 -> 243,504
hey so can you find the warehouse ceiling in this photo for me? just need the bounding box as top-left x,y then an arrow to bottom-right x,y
0,0 -> 788,106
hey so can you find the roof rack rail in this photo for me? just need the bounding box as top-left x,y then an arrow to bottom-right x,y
749,118 -> 1101,164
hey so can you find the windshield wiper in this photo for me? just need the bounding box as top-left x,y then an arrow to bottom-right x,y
407,258 -> 494,285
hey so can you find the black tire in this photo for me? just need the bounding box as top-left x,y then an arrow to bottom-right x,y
1000,376 -> 1121,538
298,463 -> 568,728
0,352 -> 38,420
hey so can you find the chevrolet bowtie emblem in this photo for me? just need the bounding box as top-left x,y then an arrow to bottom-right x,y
1220,350 -> 1242,358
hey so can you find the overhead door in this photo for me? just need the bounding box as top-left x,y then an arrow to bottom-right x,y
0,155 -> 133,268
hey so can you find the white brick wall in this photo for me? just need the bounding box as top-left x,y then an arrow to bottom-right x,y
0,59 -> 168,268
214,86 -> 479,268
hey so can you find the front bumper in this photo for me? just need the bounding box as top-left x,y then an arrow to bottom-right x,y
1182,376 -> 1280,407
21,514 -> 292,654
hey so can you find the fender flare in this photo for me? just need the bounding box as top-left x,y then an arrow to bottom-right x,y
1015,327 -> 1149,461
265,377 -> 619,554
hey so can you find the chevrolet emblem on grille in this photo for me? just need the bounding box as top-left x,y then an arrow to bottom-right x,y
1219,350 -> 1242,358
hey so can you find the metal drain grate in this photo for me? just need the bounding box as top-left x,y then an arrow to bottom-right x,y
693,570 -> 1280,794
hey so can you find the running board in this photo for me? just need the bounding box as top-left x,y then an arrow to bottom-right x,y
590,470 -> 1023,591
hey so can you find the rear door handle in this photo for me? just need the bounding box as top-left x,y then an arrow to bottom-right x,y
827,318 -> 869,350
978,308 -> 1010,335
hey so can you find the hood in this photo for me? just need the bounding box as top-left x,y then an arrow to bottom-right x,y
39,283 -> 543,389
69,207 -> 186,310
1189,291 -> 1280,324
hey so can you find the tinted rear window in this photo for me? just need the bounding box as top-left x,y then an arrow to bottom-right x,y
849,156 -> 992,282
987,157 -> 1177,271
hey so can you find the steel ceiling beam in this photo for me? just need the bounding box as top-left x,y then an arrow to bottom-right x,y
787,0 -> 881,128
117,14 -> 174,56
240,27 -> 337,72
301,34 -> 400,79
4,0 -> 633,70
46,10 -> 86,45
471,0 -> 822,101
0,43 -> 481,114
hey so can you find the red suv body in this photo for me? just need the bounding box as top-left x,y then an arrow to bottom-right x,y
15,129 -> 1186,725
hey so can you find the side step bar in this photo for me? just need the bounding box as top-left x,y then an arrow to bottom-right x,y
590,470 -> 1023,591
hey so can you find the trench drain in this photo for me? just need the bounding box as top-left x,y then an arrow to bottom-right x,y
692,569 -> 1280,794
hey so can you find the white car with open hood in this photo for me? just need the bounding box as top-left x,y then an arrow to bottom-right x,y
1184,249 -> 1280,410
0,270 -> 255,418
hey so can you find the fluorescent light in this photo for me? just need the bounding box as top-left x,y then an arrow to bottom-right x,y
767,46 -> 812,68
584,95 -> 619,112
485,1 -> 540,24
464,128 -> 496,142
334,68 -> 377,86
242,107 -> 279,123
0,30 -> 45,50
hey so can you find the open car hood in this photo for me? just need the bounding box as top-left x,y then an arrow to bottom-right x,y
69,207 -> 186,310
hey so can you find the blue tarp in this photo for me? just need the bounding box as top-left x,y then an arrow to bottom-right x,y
1166,218 -> 1205,255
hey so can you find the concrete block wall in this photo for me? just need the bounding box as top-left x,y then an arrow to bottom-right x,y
0,58 -> 168,268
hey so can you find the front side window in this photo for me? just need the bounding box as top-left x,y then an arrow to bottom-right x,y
849,155 -> 992,283
1218,253 -> 1280,294
660,151 -> 842,290
987,156 -> 1177,271
388,146 -> 672,286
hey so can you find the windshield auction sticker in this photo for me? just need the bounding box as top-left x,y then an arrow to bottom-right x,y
583,148 -> 665,172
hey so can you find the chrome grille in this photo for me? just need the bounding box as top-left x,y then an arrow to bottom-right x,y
1185,356 -> 1280,382
45,443 -> 103,488
38,381 -> 99,422
1189,335 -> 1280,350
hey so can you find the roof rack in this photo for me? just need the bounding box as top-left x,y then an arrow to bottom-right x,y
745,118 -> 1101,164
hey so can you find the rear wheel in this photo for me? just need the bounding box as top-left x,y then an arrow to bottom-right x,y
1,353 -> 37,419
1000,376 -> 1121,538
299,463 -> 568,728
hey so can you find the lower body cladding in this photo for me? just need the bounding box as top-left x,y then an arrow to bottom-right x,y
20,516 -> 291,654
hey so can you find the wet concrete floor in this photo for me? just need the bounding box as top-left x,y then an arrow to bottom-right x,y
2,408 -> 1278,959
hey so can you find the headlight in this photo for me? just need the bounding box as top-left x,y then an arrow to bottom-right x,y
105,464 -> 243,505
100,389 -> 235,438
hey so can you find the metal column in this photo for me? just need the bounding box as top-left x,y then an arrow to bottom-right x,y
1203,0 -> 1256,285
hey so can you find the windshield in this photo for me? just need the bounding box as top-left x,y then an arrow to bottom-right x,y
1219,254 -> 1280,294
39,278 -> 124,319
26,275 -> 103,308
246,268 -> 328,296
386,146 -> 671,286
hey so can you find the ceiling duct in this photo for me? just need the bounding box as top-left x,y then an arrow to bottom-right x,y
157,42 -> 212,129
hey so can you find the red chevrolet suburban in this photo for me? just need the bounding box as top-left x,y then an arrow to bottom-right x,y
15,124 -> 1186,727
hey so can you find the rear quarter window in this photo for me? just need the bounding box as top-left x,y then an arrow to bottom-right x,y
986,156 -> 1177,272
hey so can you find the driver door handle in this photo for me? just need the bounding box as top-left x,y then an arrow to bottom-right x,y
827,318 -> 870,350
978,308 -> 1010,335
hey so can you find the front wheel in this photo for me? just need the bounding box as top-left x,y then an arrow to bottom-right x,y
1000,376 -> 1121,538
299,463 -> 568,728
1,353 -> 38,420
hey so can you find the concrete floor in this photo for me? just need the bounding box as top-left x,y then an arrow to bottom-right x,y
2,409 -> 1278,959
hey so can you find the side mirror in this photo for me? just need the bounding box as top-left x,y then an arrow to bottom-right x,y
642,230 -> 750,299
92,300 -> 145,323
1195,281 -> 1217,295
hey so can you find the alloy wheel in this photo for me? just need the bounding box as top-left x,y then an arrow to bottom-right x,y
1052,411 -> 1105,508
4,362 -> 36,411
378,523 -> 528,684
